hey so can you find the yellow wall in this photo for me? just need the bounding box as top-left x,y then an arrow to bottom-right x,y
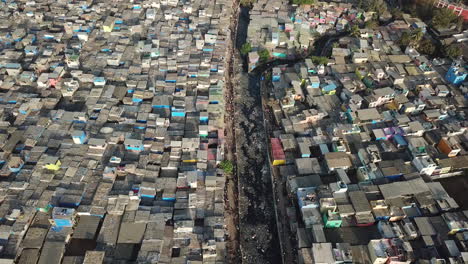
273,159 -> 285,166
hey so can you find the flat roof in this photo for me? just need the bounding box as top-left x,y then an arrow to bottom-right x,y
73,215 -> 101,240
37,242 -> 65,264
117,223 -> 146,244
356,108 -> 381,121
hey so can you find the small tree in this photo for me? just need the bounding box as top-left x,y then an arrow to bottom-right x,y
375,0 -> 388,15
432,8 -> 459,29
399,31 -> 411,47
410,28 -> 424,46
240,43 -> 252,55
220,160 -> 234,174
310,56 -> 328,65
443,44 -> 462,59
258,49 -> 270,62
399,29 -> 424,48
265,72 -> 272,82
417,39 -> 436,56
349,25 -> 360,38
364,20 -> 379,30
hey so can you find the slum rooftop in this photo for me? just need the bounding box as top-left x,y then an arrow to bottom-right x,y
245,1 -> 468,264
0,0 -> 231,263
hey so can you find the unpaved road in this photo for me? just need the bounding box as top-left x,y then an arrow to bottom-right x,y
223,0 -> 241,263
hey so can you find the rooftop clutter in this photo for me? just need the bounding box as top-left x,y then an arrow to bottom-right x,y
246,1 -> 359,71
0,0 -> 231,262
247,1 -> 468,263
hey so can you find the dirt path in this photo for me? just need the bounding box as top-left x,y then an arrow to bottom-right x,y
223,0 -> 241,263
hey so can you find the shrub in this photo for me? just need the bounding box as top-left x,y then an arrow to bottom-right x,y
432,8 -> 461,29
443,44 -> 462,59
240,43 -> 252,55
417,39 -> 436,56
310,56 -> 328,65
258,49 -> 270,62
220,160 -> 234,174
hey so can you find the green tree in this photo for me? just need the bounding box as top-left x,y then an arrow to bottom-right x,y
432,8 -> 460,29
349,25 -> 360,37
399,31 -> 411,47
240,43 -> 252,55
417,39 -> 436,55
310,56 -> 328,65
265,72 -> 272,82
410,28 -> 424,46
258,49 -> 270,62
443,44 -> 462,59
399,29 -> 424,48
